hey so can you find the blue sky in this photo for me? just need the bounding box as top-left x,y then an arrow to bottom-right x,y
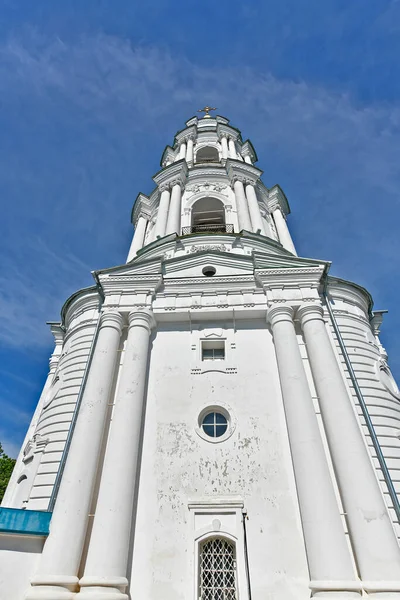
1,0 -> 400,457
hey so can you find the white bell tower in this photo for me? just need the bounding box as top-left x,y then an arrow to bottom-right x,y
2,109 -> 400,600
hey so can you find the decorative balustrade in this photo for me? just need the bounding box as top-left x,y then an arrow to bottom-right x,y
181,224 -> 234,235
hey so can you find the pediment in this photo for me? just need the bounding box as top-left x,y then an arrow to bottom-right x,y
163,250 -> 254,279
94,236 -> 329,297
97,255 -> 163,278
253,251 -> 328,272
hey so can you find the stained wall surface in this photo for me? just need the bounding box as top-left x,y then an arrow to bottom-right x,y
129,320 -> 310,600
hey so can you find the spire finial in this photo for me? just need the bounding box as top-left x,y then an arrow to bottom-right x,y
198,106 -> 217,119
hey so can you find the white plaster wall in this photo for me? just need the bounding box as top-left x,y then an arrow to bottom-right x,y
0,535 -> 44,600
129,319 -> 310,600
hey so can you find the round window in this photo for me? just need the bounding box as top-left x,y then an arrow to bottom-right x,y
202,266 -> 216,277
201,411 -> 228,438
196,405 -> 235,443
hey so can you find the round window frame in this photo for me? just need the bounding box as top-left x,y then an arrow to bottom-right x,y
202,266 -> 217,277
196,404 -> 236,444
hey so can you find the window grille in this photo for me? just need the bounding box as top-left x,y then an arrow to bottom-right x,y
201,340 -> 225,361
202,348 -> 225,361
199,538 -> 237,600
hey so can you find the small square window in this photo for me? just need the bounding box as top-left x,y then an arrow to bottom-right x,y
201,340 -> 225,361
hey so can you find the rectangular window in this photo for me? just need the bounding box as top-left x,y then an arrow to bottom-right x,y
201,340 -> 225,361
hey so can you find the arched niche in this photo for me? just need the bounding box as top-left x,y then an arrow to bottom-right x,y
195,146 -> 220,164
12,474 -> 29,509
191,197 -> 226,233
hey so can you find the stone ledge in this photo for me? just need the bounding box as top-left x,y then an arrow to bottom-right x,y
0,507 -> 52,536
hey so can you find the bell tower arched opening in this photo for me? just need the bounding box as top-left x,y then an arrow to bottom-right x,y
191,197 -> 226,233
195,146 -> 220,164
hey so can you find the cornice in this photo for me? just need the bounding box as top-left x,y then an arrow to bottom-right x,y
187,165 -> 228,184
100,273 -> 162,288
162,275 -> 257,288
370,310 -> 388,336
256,265 -> 326,292
268,184 -> 290,215
95,254 -> 163,276
326,276 -> 373,316
174,125 -> 197,148
215,115 -> 230,125
131,192 -> 151,224
46,322 -> 65,343
197,117 -> 218,131
241,140 -> 258,163
152,159 -> 189,190
253,246 -> 329,266
225,159 -> 263,186
257,266 -> 324,277
216,123 -> 242,142
185,116 -> 198,127
160,145 -> 175,167
60,286 -> 101,330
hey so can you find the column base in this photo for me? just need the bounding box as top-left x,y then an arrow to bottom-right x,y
78,576 -> 128,600
362,581 -> 400,599
26,575 -> 79,600
310,580 -> 362,599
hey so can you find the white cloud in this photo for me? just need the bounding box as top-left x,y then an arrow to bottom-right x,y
0,30 -> 399,350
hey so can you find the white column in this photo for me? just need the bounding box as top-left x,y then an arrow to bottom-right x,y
179,140 -> 186,160
243,154 -> 252,164
165,182 -> 182,235
245,183 -> 265,234
233,179 -> 252,231
272,207 -> 297,255
154,186 -> 171,239
221,135 -> 228,160
299,304 -> 400,591
126,215 -> 147,262
186,137 -> 194,165
79,309 -> 154,600
267,306 -> 359,599
27,310 -> 123,600
228,137 -> 237,159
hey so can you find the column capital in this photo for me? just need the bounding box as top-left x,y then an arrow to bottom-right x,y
127,308 -> 155,332
266,304 -> 294,326
267,184 -> 290,217
169,178 -> 185,191
100,309 -> 124,332
270,203 -> 286,218
133,213 -> 149,228
131,192 -> 151,226
297,303 -> 325,328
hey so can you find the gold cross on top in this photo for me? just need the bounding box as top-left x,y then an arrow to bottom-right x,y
198,106 -> 217,118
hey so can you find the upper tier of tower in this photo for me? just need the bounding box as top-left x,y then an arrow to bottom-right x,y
127,113 -> 297,261
160,114 -> 257,168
